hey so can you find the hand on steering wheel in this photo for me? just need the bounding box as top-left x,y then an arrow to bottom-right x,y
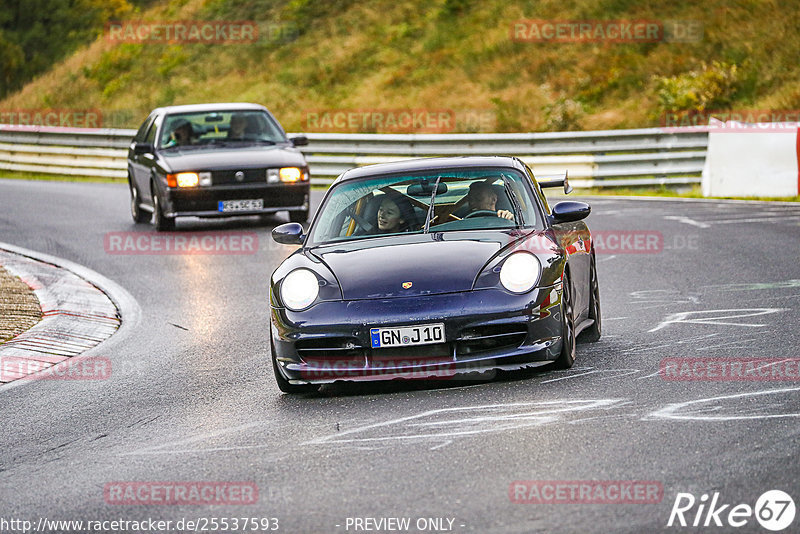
463,209 -> 499,219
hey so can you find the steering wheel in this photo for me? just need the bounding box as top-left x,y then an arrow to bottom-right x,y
463,209 -> 497,219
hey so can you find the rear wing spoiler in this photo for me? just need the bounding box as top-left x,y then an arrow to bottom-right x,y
537,171 -> 573,195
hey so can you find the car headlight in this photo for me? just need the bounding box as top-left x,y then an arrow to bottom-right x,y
279,167 -> 305,182
166,172 -> 200,188
499,252 -> 541,293
280,268 -> 320,311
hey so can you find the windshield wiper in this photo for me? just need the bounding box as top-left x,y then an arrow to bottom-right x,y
423,175 -> 443,233
502,174 -> 524,227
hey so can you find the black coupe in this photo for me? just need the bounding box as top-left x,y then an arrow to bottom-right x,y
127,103 -> 310,230
269,156 -> 601,393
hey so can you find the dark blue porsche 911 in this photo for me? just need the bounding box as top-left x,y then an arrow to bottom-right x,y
269,156 -> 601,393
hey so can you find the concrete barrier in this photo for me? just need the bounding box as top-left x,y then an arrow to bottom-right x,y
702,123 -> 800,197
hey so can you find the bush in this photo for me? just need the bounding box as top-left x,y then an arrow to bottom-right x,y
655,61 -> 739,113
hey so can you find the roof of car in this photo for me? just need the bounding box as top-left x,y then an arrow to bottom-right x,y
333,156 -> 529,185
154,103 -> 269,115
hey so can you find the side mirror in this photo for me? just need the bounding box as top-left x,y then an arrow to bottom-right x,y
272,222 -> 305,245
550,201 -> 590,224
289,135 -> 308,147
134,142 -> 154,155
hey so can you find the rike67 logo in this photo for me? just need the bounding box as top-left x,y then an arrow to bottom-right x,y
667,490 -> 795,531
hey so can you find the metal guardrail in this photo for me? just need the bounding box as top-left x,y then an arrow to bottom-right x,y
0,125 -> 708,187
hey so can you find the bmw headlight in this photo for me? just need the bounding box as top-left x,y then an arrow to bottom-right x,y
499,252 -> 541,293
280,269 -> 320,311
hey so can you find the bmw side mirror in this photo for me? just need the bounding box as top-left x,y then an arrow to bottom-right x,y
289,135 -> 308,147
550,201 -> 590,224
272,223 -> 305,245
134,142 -> 154,155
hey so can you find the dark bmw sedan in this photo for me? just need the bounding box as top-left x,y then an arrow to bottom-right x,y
127,103 -> 310,230
269,156 -> 601,393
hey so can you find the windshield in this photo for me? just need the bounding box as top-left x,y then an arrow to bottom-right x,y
307,168 -> 541,246
157,110 -> 286,148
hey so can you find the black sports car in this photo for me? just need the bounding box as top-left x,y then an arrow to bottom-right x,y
269,156 -> 601,393
127,103 -> 310,231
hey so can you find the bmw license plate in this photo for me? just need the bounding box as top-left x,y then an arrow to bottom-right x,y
371,323 -> 445,348
218,199 -> 263,212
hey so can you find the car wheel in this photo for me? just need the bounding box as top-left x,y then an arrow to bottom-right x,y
271,337 -> 318,394
552,271 -> 576,369
289,210 -> 308,224
129,180 -> 151,223
580,254 -> 602,342
152,189 -> 175,232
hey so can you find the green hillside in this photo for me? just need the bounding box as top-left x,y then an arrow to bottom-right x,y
1,0 -> 799,132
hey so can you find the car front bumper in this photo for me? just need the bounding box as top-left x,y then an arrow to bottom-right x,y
163,182 -> 309,218
270,284 -> 564,385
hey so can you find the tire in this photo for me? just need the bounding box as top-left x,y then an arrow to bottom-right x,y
129,180 -> 151,223
152,188 -> 175,232
580,254 -> 602,342
289,209 -> 308,224
552,270 -> 576,369
271,337 -> 318,394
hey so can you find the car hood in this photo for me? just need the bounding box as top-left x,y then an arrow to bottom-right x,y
158,144 -> 306,172
308,230 -> 533,300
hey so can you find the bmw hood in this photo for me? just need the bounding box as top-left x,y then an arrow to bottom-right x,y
308,231 -> 533,300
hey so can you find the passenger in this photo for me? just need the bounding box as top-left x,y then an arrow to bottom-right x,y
465,181 -> 514,220
376,193 -> 417,233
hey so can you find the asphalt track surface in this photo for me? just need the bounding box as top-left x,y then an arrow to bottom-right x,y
1,177 -> 799,533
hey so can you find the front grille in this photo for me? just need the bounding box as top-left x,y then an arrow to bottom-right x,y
456,324 -> 528,356
212,168 -> 266,185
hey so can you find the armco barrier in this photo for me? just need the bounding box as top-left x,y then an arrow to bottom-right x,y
0,124 -> 707,187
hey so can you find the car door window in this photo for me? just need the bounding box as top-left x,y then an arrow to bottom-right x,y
134,115 -> 155,143
144,119 -> 158,145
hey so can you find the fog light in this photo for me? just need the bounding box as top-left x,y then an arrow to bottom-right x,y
267,169 -> 280,183
199,172 -> 212,186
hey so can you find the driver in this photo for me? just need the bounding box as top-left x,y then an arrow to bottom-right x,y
466,182 -> 514,220
164,119 -> 194,147
227,113 -> 248,139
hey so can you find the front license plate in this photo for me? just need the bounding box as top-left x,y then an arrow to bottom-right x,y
218,199 -> 264,212
371,323 -> 445,348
